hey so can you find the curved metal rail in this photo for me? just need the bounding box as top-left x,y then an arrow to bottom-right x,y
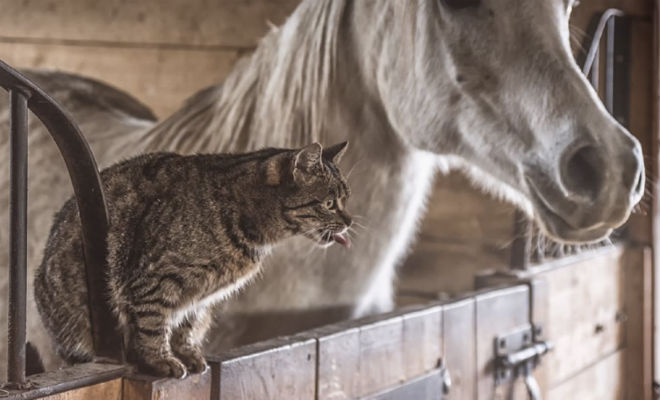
0,60 -> 122,387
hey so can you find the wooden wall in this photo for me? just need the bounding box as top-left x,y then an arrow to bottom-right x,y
0,0 -> 300,118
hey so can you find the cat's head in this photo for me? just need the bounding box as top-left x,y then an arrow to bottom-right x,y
279,142 -> 353,248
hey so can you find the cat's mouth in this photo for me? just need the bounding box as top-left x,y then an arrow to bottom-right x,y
317,229 -> 351,248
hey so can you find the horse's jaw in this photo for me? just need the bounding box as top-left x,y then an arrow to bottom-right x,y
352,0 -> 645,245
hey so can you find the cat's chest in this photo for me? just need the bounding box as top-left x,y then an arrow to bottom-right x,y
171,261 -> 262,325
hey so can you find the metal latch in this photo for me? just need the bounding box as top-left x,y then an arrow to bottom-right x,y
494,325 -> 553,400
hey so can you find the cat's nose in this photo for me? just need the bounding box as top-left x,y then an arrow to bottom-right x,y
340,212 -> 352,227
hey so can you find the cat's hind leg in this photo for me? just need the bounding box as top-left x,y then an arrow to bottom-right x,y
126,298 -> 187,378
170,307 -> 211,374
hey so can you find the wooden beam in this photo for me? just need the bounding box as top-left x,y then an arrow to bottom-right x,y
122,371 -> 211,400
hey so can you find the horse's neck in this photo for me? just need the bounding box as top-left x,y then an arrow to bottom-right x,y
137,0 -> 425,175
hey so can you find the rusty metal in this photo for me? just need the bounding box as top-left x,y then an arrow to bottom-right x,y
0,59 -> 123,386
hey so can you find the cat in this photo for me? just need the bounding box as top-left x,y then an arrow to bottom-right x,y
34,141 -> 352,378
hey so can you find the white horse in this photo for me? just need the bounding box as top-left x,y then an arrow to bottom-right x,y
0,0 -> 644,373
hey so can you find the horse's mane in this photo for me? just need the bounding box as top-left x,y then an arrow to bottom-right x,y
142,0 -> 347,154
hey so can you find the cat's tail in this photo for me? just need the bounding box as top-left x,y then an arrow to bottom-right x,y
34,249 -> 95,365
25,341 -> 45,375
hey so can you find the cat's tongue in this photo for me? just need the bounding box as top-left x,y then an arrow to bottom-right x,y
333,233 -> 351,248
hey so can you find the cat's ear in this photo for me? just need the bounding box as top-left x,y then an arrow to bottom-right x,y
293,142 -> 323,184
323,141 -> 349,164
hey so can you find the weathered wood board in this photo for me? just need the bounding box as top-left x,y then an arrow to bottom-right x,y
443,298 -> 477,400
546,350 -> 625,400
209,336 -> 316,400
0,42 -> 240,118
41,379 -> 122,400
123,371 -> 211,400
0,0 -> 301,49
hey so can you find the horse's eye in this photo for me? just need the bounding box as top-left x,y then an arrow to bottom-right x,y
442,0 -> 481,9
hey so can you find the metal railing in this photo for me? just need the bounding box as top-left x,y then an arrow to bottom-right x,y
0,60 -> 122,389
510,9 -> 631,269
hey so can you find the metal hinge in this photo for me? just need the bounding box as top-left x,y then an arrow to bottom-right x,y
494,325 -> 553,400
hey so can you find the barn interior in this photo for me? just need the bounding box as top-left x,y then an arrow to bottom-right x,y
0,1 -> 657,399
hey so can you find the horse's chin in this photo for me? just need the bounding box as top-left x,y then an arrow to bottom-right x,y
529,189 -> 614,244
535,217 -> 613,244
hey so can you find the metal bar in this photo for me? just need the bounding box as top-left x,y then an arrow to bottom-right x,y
612,16 -> 631,128
7,88 -> 29,386
605,16 -> 616,112
0,60 -> 123,362
582,9 -> 625,75
590,47 -> 600,91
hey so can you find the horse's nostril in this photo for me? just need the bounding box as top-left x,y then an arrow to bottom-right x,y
633,169 -> 644,197
561,145 -> 604,200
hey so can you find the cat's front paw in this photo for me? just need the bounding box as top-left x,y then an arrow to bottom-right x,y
142,356 -> 188,379
174,347 -> 208,374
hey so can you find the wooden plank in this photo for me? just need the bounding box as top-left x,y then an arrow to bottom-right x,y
0,363 -> 126,400
623,246 -> 653,400
653,0 -> 660,386
546,350 -> 625,400
122,370 -> 211,400
312,323 -> 360,400
539,248 -> 625,387
626,20 -> 654,244
357,315 -> 405,397
0,0 -> 301,49
0,42 -> 241,117
475,285 -> 530,399
40,379 -> 122,400
402,305 -> 443,380
443,298 -> 476,400
361,369 -> 443,400
209,336 -> 316,400
399,172 -> 514,297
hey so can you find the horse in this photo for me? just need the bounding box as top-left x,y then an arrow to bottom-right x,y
0,0 -> 644,373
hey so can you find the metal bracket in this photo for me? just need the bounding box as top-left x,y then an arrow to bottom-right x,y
494,325 -> 553,400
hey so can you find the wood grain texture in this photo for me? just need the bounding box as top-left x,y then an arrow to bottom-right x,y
399,172 -> 514,297
443,298 -> 477,400
41,379 -> 122,400
402,305 -> 443,381
0,0 -> 301,49
122,371 -> 211,400
361,369 -> 444,400
0,42 -> 240,118
622,246 -> 653,400
546,350 -> 625,400
210,337 -> 316,400
538,247 -> 625,388
625,20 -> 654,243
475,285 -> 530,400
357,315 -> 405,397
0,363 -> 126,400
303,321 -> 360,400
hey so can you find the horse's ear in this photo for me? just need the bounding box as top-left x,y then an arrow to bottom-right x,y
293,142 -> 323,184
323,141 -> 349,164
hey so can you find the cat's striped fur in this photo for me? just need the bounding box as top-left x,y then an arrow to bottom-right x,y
34,142 -> 351,378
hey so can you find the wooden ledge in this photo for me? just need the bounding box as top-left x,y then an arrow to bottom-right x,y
2,362 -> 126,400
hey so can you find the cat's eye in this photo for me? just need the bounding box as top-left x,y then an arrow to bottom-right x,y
324,199 -> 335,209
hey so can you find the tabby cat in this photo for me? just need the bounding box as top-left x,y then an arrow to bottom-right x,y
34,141 -> 352,378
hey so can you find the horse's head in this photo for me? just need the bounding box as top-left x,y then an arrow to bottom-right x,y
361,0 -> 644,243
